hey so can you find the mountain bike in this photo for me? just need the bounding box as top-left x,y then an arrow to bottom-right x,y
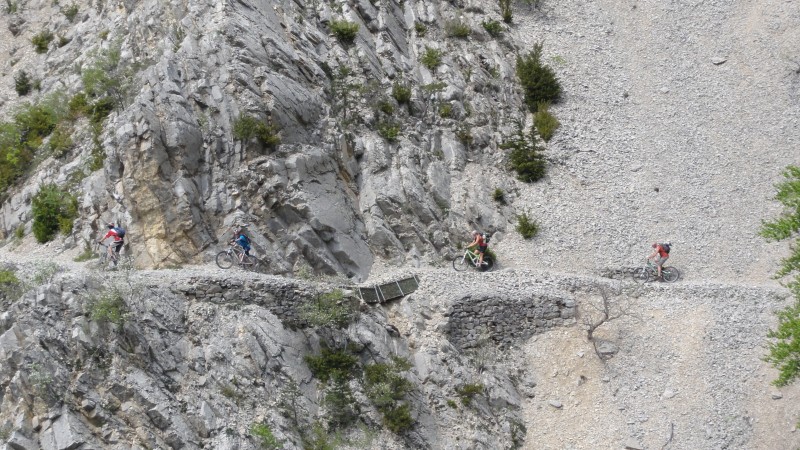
97,242 -> 131,270
632,259 -> 680,283
453,249 -> 494,272
216,243 -> 263,272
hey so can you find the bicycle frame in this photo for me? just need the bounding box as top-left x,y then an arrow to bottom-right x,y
633,259 -> 679,283
217,243 -> 261,271
461,249 -> 481,266
452,248 -> 494,272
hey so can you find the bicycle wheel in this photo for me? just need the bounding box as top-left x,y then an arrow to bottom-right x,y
243,255 -> 262,272
216,251 -> 235,269
479,256 -> 494,272
662,267 -> 680,282
632,267 -> 650,283
453,255 -> 470,272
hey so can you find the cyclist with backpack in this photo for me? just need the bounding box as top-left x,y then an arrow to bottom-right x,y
230,226 -> 252,262
647,242 -> 671,280
98,222 -> 126,265
467,230 -> 489,267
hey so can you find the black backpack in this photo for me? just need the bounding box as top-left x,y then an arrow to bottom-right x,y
482,233 -> 491,245
113,227 -> 126,238
661,243 -> 671,254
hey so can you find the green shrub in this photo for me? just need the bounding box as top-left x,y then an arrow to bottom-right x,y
456,383 -> 484,406
499,0 -> 513,23
233,115 -> 281,147
439,104 -> 453,118
414,22 -> 427,37
49,125 -> 73,157
99,29 -> 109,40
482,20 -> 503,37
533,102 -> 560,142
57,35 -> 70,47
304,347 -> 359,383
445,20 -> 471,39
420,47 -> 443,71
330,20 -> 359,44
761,165 -> 800,387
68,92 -> 90,118
383,403 -> 413,433
324,375 -> 359,429
14,224 -> 24,239
251,423 -> 281,449
87,286 -> 126,324
300,289 -> 357,328
89,96 -> 116,124
63,3 -> 78,21
492,188 -> 506,205
14,103 -> 58,147
14,70 -> 31,96
89,122 -> 105,171
392,82 -> 412,104
0,268 -> 21,300
502,120 -> 546,182
302,423 -> 343,450
364,357 -> 414,433
31,184 -> 78,243
378,121 -> 400,142
516,212 -> 539,239
0,124 -> 29,192
516,43 -> 562,113
5,0 -> 18,13
455,125 -> 473,146
377,99 -> 394,116
31,30 -> 54,53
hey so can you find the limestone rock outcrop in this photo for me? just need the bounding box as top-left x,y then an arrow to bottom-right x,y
0,0 -> 525,278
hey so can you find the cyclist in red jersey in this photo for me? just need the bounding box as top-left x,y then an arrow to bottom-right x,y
98,223 -> 124,265
467,230 -> 487,267
647,243 -> 669,280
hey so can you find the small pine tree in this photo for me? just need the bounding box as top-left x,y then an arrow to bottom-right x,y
14,71 -> 31,96
516,43 -> 562,113
501,119 -> 546,183
761,165 -> 800,387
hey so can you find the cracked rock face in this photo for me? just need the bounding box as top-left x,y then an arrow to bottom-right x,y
0,0 -> 525,278
0,267 -> 538,450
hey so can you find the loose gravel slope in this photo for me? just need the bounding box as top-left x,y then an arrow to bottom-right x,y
495,0 -> 799,283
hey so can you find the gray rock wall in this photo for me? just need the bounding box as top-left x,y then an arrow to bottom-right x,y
0,0 -> 528,278
445,293 -> 576,349
0,268 -> 530,450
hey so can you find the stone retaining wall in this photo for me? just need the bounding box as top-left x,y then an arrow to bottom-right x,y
171,277 -> 318,326
444,293 -> 577,349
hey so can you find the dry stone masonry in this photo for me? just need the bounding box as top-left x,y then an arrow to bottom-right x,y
445,293 -> 576,349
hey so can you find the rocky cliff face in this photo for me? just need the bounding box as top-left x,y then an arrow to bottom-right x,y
0,264 -> 570,449
0,0 -> 524,278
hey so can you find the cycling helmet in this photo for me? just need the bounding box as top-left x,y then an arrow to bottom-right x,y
472,230 -> 479,236
107,222 -> 115,229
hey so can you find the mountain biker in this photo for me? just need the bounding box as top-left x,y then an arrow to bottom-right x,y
230,226 -> 252,262
98,222 -> 125,265
467,230 -> 487,267
647,242 -> 669,280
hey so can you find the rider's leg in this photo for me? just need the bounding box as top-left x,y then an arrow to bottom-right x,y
655,256 -> 665,279
112,242 -> 122,265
